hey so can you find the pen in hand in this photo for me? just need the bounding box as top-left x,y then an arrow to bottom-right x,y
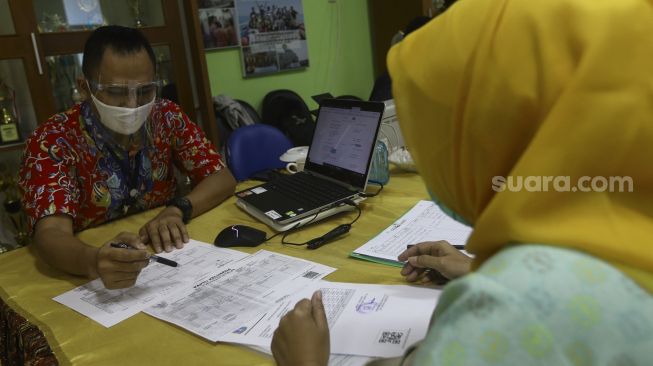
110,242 -> 179,267
407,243 -> 465,251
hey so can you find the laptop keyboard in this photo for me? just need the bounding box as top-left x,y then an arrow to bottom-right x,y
271,172 -> 355,208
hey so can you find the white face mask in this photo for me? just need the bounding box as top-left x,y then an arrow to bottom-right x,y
89,92 -> 155,135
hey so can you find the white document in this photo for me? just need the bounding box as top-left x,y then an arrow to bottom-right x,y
321,283 -> 438,357
221,281 -> 440,358
352,200 -> 473,265
250,345 -> 373,366
53,240 -> 248,327
144,250 -> 336,342
327,354 -> 374,366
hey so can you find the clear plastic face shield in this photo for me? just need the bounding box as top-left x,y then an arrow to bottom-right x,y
87,78 -> 161,108
86,77 -> 162,135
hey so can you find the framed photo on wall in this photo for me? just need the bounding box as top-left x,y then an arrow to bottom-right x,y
235,0 -> 309,77
198,0 -> 240,50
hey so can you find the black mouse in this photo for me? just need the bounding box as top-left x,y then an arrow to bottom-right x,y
214,225 -> 267,248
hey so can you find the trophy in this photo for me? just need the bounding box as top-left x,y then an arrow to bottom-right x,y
128,0 -> 146,28
39,13 -> 69,33
0,173 -> 28,246
71,85 -> 83,104
0,78 -> 21,144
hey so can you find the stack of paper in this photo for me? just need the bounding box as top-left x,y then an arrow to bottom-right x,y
54,239 -> 441,361
53,240 -> 250,327
350,200 -> 473,267
145,250 -> 336,342
221,281 -> 439,358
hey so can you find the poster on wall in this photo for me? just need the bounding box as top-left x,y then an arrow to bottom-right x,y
235,0 -> 308,77
198,0 -> 240,50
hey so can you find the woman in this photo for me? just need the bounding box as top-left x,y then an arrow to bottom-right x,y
271,0 -> 653,365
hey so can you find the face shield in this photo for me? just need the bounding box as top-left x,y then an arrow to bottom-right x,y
86,78 -> 162,135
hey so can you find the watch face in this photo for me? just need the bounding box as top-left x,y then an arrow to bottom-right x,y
179,197 -> 192,210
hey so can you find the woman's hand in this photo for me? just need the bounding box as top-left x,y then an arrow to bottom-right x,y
272,291 -> 330,366
398,240 -> 472,283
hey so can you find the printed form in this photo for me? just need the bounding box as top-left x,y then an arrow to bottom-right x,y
249,345 -> 373,366
351,200 -> 473,266
53,240 -> 248,327
144,250 -> 335,342
221,281 -> 440,358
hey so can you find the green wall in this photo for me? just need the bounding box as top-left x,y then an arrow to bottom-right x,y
204,0 -> 374,112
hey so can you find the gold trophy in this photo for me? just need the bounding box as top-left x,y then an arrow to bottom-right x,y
0,79 -> 21,144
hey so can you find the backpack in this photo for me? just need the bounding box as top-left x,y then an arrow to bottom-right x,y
261,90 -> 314,146
235,99 -> 261,124
213,95 -> 260,149
213,94 -> 257,130
309,92 -> 363,117
336,94 -> 363,101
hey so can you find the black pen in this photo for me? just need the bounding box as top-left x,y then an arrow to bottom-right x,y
110,242 -> 179,267
407,244 -> 465,250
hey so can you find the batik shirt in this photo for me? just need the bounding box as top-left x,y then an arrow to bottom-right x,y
19,99 -> 224,233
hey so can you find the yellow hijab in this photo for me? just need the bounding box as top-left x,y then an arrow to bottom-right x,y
388,0 -> 653,293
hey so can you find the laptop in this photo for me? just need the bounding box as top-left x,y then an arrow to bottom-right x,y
235,98 -> 385,231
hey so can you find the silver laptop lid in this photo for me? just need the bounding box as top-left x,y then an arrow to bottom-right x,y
303,99 -> 385,191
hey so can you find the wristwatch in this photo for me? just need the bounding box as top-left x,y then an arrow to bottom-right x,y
166,197 -> 193,224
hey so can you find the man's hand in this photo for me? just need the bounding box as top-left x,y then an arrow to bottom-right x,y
94,232 -> 150,289
139,206 -> 189,253
272,291 -> 330,366
398,240 -> 472,284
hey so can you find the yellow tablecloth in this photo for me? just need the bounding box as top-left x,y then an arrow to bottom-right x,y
0,172 -> 428,365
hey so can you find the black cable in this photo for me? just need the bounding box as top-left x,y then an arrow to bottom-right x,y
261,229 -> 285,243
280,232 -> 309,247
305,201 -> 360,249
260,215 -> 311,244
281,205 -> 333,246
345,199 -> 362,225
360,181 -> 384,197
250,204 -> 331,247
281,200 -> 362,248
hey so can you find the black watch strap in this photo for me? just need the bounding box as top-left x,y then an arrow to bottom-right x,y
166,197 -> 193,224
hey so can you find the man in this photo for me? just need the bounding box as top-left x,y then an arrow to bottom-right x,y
19,26 -> 236,289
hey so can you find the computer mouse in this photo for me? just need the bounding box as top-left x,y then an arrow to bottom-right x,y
214,225 -> 267,248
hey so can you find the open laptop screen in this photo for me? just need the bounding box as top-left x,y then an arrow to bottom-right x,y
304,99 -> 384,190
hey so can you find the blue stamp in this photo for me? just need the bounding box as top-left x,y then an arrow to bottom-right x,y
356,298 -> 379,314
233,326 -> 248,334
